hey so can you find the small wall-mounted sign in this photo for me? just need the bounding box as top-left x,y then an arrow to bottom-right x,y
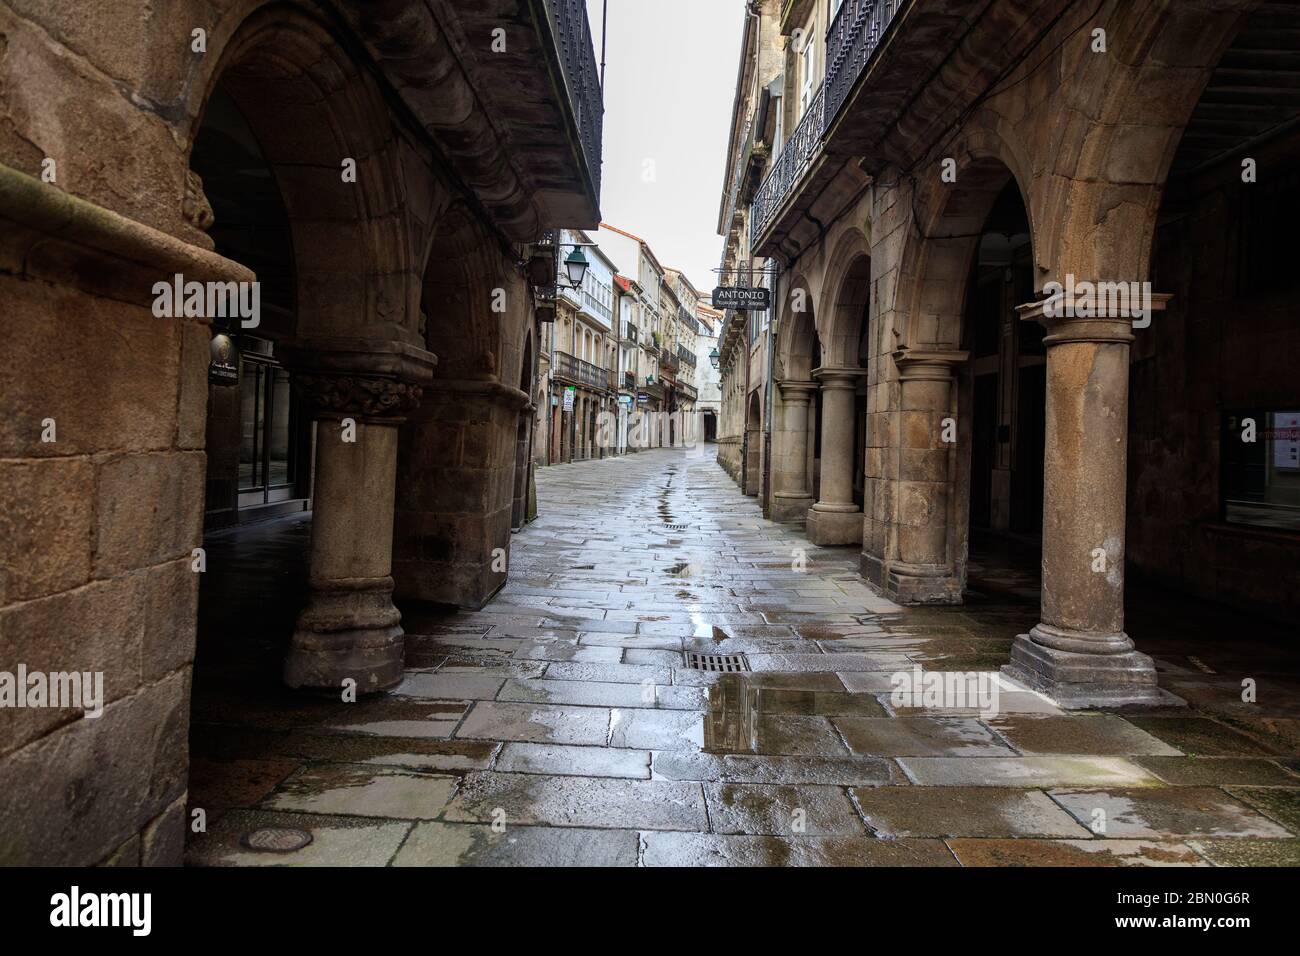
562,386 -> 576,411
208,333 -> 239,385
712,287 -> 770,311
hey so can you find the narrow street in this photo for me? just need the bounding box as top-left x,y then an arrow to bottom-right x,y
186,450 -> 1300,867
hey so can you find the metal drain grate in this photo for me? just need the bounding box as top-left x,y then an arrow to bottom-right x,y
684,651 -> 749,672
665,523 -> 689,531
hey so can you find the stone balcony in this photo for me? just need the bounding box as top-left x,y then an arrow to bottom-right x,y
335,0 -> 604,238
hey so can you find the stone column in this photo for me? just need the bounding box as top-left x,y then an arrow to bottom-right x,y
806,367 -> 865,545
771,381 -> 817,522
888,349 -> 967,604
1003,297 -> 1180,708
285,370 -> 425,693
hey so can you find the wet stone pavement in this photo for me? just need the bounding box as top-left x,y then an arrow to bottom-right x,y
188,449 -> 1300,867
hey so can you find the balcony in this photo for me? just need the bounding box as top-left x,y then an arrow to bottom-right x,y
623,370 -> 635,391
337,0 -> 604,238
553,351 -> 612,391
677,381 -> 697,402
751,0 -> 908,257
660,348 -> 680,373
752,82 -> 824,243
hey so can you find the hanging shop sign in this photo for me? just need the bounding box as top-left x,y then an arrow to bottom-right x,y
712,286 -> 770,310
208,333 -> 239,385
637,392 -> 650,406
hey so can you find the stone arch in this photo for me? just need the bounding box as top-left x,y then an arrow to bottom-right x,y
897,126 -> 1034,351
775,273 -> 819,382
1033,0 -> 1265,283
818,227 -> 872,367
187,3 -> 427,347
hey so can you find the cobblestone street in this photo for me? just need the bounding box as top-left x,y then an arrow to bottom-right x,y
186,449 -> 1300,866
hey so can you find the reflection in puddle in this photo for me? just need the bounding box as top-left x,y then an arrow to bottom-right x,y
704,673 -> 758,753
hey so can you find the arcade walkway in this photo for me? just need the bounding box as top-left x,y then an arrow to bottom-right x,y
186,450 -> 1300,866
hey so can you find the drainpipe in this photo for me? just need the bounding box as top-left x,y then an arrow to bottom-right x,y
763,258 -> 777,513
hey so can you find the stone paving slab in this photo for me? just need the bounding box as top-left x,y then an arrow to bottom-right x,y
852,787 -> 1092,839
651,751 -> 904,786
1047,787 -> 1294,839
392,822 -> 638,866
836,717 -> 1017,757
186,809 -> 412,866
495,742 -> 652,779
703,783 -> 867,836
262,765 -> 458,820
1132,756 -> 1300,787
454,701 -> 612,745
986,715 -> 1183,756
443,772 -> 709,831
640,832 -> 958,866
898,756 -> 1164,788
946,839 -> 1209,867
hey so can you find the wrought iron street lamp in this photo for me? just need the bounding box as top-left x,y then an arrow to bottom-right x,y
709,347 -> 720,370
563,246 -> 591,287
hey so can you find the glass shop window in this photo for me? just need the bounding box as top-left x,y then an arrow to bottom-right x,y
239,358 -> 299,505
1222,409 -> 1300,532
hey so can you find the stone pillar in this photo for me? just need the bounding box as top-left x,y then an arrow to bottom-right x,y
285,369 -> 426,693
805,367 -> 865,545
771,381 -> 816,522
887,349 -> 967,604
1003,298 -> 1180,708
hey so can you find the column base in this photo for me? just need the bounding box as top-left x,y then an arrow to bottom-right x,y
805,507 -> 862,546
885,563 -> 963,605
771,492 -> 814,523
1002,628 -> 1185,710
285,576 -> 405,693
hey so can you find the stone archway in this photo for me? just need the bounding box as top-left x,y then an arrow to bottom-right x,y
771,275 -> 820,522
392,200 -> 533,610
188,4 -> 439,694
805,237 -> 871,546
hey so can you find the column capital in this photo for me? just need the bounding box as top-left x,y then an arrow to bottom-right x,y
812,366 -> 865,388
281,337 -> 437,421
1016,290 -> 1173,346
777,379 -> 818,400
892,348 -> 968,381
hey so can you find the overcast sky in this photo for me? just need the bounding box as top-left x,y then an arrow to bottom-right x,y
587,0 -> 745,293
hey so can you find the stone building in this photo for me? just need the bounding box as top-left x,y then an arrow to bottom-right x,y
695,305 -> 725,442
718,0 -> 1300,707
544,230 -> 619,464
0,0 -> 601,864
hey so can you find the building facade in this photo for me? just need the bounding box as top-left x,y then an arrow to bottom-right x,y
717,0 -> 1300,708
0,0 -> 601,864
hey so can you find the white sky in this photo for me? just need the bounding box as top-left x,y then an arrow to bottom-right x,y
587,0 -> 745,293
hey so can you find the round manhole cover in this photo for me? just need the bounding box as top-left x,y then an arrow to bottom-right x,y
241,827 -> 313,853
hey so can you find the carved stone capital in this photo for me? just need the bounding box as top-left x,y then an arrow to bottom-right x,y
295,373 -> 423,419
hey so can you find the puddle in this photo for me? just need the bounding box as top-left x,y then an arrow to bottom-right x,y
704,673 -> 759,753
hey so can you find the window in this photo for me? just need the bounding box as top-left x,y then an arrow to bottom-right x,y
1222,410 -> 1300,531
238,358 -> 299,506
799,17 -> 817,116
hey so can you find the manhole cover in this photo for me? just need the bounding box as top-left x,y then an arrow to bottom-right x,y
684,652 -> 749,672
241,827 -> 314,853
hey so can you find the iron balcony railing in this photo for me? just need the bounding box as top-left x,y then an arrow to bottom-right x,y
677,381 -> 697,402
553,351 -> 611,391
660,347 -> 680,372
677,345 -> 696,368
751,82 -> 823,241
750,0 -> 902,242
623,370 -> 635,390
825,0 -> 901,130
542,0 -> 604,197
